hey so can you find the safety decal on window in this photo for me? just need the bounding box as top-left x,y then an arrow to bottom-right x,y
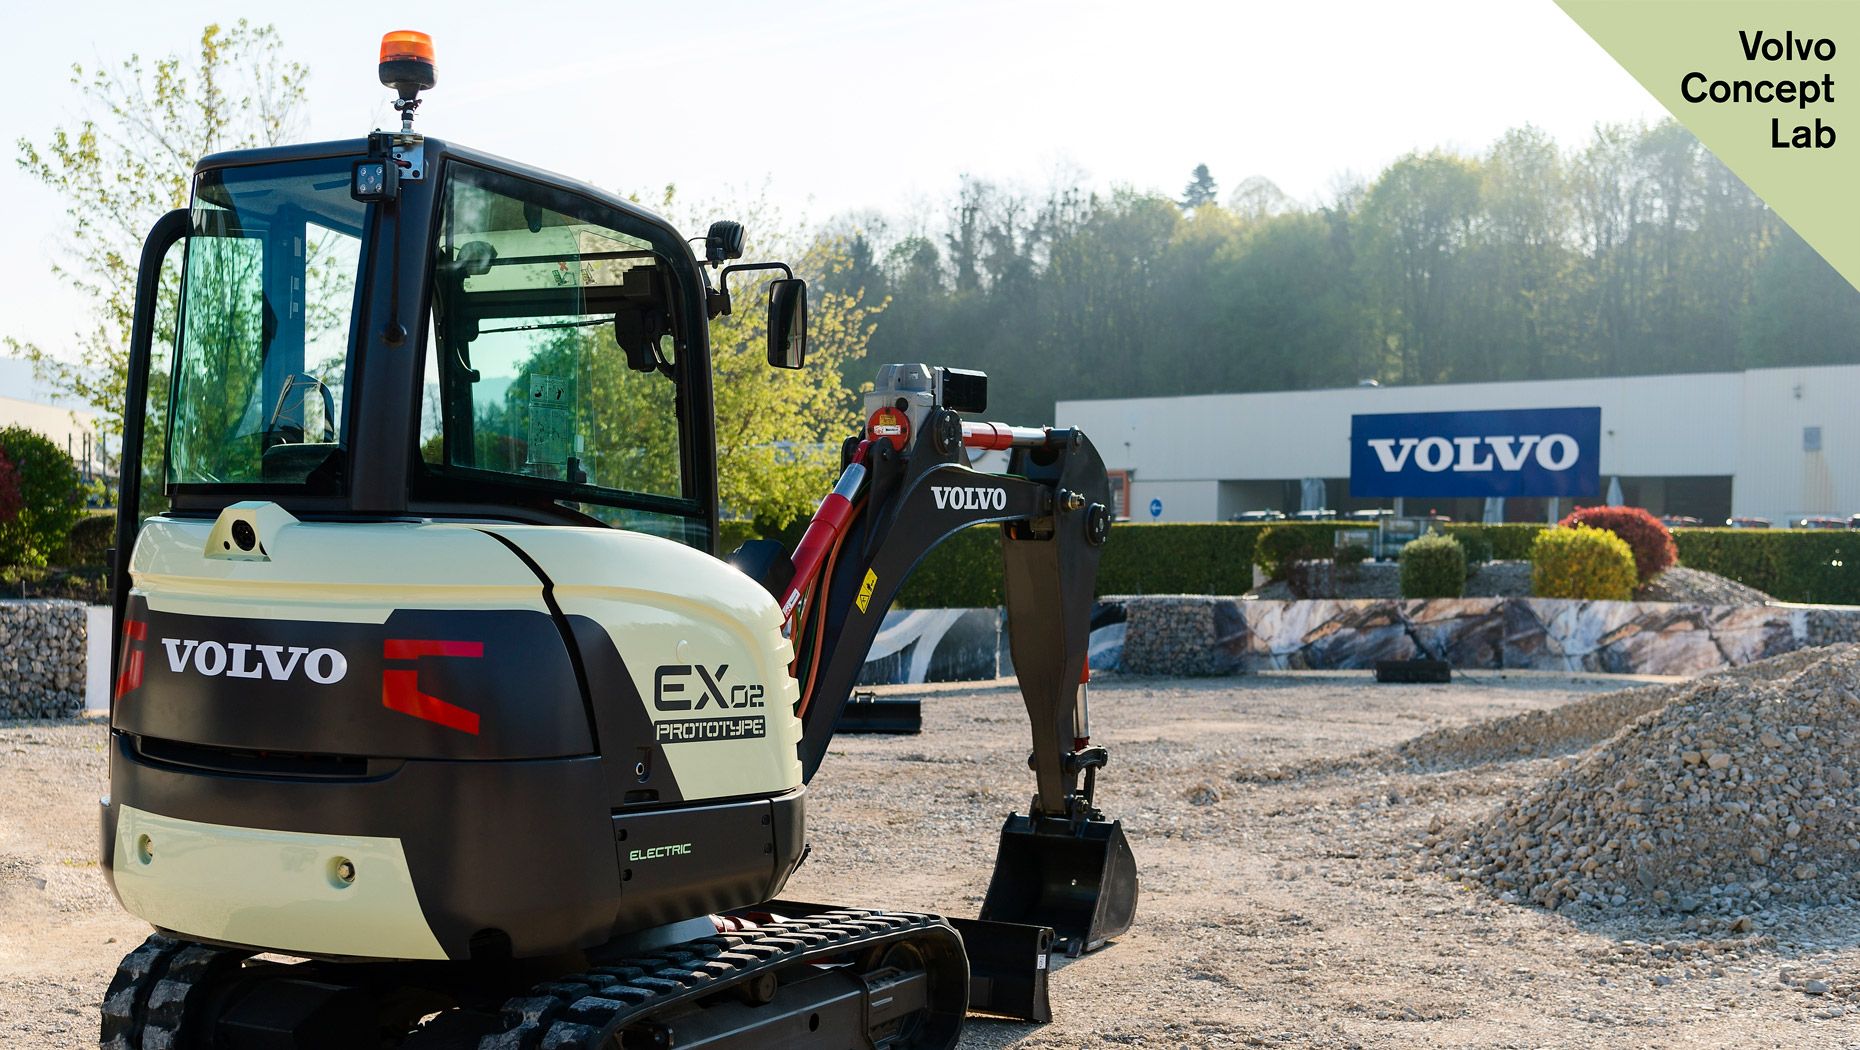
527,374 -> 572,466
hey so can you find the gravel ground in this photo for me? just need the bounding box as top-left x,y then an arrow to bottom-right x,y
5,672 -> 1859,1048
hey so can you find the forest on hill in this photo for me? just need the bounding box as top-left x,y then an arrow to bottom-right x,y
814,121 -> 1860,424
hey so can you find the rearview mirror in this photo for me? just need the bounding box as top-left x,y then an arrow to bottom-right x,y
768,278 -> 807,369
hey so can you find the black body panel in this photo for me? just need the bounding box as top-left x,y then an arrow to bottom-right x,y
115,595 -> 592,760
105,731 -> 806,960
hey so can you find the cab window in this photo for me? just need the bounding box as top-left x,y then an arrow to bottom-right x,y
419,163 -> 701,543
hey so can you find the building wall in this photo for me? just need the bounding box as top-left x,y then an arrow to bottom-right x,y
1732,365 -> 1860,521
0,395 -> 103,476
1058,365 -> 1860,525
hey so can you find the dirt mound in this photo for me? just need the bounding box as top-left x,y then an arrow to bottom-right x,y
1428,645 -> 1860,918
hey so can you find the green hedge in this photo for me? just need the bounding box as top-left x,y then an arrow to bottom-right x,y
1674,528 -> 1860,605
897,521 -> 1356,607
1443,523 -> 1547,561
736,519 -> 1860,609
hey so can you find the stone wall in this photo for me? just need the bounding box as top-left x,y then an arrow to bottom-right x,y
1117,595 -> 1860,677
0,600 -> 87,718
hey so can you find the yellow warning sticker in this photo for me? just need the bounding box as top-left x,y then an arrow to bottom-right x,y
855,568 -> 879,613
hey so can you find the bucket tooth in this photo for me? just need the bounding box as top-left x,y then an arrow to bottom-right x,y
978,813 -> 1138,956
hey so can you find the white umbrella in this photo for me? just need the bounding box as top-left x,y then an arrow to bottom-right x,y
1606,476 -> 1624,506
1482,496 -> 1505,523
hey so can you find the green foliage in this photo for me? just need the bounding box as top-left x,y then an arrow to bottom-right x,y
0,426 -> 84,568
1253,523 -> 1341,580
10,22 -> 308,450
835,119 -> 1840,426
1336,543 -> 1371,567
1531,525 -> 1638,601
1452,530 -> 1493,567
1400,531 -> 1466,599
707,235 -> 880,530
1443,523 -> 1547,561
58,511 -> 115,567
882,521 -> 1860,608
1674,529 -> 1860,606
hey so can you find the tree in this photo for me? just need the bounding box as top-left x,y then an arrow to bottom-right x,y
9,22 -> 309,451
1180,164 -> 1218,209
1360,151 -> 1481,384
0,426 -> 84,567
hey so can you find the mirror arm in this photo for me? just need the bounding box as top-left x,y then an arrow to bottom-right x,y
717,261 -> 795,316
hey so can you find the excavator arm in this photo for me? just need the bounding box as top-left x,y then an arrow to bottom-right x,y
744,365 -> 1139,972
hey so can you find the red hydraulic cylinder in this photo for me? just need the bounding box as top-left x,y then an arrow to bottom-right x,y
961,421 -> 1052,450
780,456 -> 868,620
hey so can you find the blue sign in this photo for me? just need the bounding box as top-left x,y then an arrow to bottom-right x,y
1149,498 -> 1163,520
1350,407 -> 1601,499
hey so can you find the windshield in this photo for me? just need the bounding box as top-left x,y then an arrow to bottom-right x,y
419,162 -> 701,543
167,157 -> 367,491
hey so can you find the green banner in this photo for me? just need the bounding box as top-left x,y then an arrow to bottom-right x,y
1559,0 -> 1860,290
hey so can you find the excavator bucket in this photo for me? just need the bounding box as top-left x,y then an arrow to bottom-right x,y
978,812 -> 1139,956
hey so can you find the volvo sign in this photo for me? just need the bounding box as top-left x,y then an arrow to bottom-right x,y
1350,407 -> 1601,498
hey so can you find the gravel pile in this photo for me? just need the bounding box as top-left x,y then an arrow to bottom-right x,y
1398,648 -> 1837,770
1428,644 -> 1860,918
1637,565 -> 1775,605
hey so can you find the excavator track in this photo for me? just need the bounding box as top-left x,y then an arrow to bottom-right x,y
100,908 -> 967,1050
475,907 -> 967,1050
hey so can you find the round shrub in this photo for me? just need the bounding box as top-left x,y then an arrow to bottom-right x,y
1558,505 -> 1676,585
59,511 -> 116,567
0,426 -> 83,569
1253,525 -> 1331,581
1531,524 -> 1638,601
1400,531 -> 1466,599
1336,542 -> 1371,567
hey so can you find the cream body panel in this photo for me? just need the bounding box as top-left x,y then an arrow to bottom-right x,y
112,804 -> 446,960
481,525 -> 803,800
132,517 -> 550,623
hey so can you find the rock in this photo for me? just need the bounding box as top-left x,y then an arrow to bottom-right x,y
1707,752 -> 1733,771
1803,979 -> 1830,995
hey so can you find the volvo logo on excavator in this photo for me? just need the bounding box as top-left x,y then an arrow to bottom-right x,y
160,638 -> 348,685
930,485 -> 1008,511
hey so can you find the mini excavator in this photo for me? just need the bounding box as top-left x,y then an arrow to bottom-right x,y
98,31 -> 1136,1049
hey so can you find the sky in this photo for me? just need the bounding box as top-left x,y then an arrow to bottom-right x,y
0,0 -> 1664,372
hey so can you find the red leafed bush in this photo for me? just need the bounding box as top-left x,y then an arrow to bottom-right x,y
1558,505 -> 1677,584
0,450 -> 21,525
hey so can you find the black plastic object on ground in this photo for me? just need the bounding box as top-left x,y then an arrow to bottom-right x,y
834,691 -> 923,733
948,916 -> 1054,1022
978,813 -> 1139,957
1376,658 -> 1452,683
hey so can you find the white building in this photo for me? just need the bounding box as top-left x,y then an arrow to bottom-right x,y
1058,364 -> 1860,526
0,358 -> 106,478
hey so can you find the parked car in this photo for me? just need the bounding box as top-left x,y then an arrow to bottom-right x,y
1793,516 -> 1848,529
1230,510 -> 1285,523
1659,515 -> 1703,528
1347,509 -> 1394,522
1851,514 -> 1860,529
1291,508 -> 1338,521
1726,517 -> 1772,529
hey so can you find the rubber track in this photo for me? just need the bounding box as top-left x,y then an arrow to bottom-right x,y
477,908 -> 957,1050
100,933 -> 251,1050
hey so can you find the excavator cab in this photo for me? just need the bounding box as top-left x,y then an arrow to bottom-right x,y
100,30 -> 1135,1050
